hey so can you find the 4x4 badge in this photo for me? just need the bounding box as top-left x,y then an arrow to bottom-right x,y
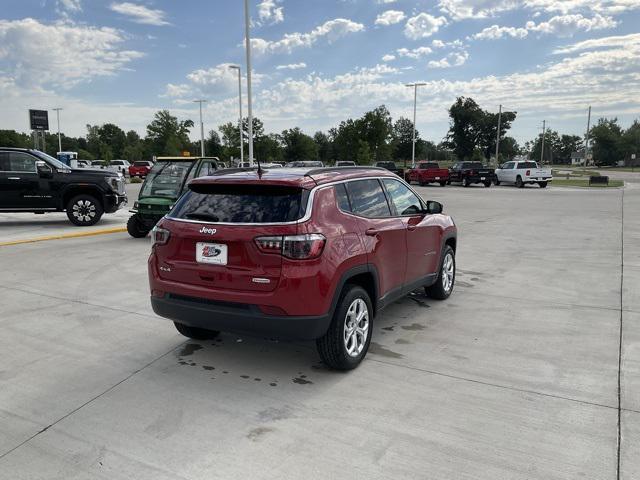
199,227 -> 217,235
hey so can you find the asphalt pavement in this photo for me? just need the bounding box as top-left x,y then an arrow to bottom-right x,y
0,181 -> 638,479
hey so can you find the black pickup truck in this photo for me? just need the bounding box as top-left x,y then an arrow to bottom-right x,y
448,161 -> 495,187
374,161 -> 404,178
0,148 -> 127,226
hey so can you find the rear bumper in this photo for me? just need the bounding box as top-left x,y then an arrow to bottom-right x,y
525,177 -> 553,182
465,174 -> 495,183
151,294 -> 331,340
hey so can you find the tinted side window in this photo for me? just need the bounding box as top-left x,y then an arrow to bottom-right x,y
0,152 -> 9,171
197,161 -> 217,177
8,152 -> 36,172
383,179 -> 423,216
345,179 -> 391,218
335,183 -> 351,212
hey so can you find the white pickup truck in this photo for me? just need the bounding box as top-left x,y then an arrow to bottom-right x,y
495,160 -> 553,188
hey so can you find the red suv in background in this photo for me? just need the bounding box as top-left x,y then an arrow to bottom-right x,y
149,167 -> 457,370
129,161 -> 154,178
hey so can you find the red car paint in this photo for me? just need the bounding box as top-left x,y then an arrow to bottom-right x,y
405,162 -> 450,186
149,167 -> 457,339
128,161 -> 153,177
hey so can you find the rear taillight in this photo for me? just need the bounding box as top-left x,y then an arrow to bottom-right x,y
255,234 -> 326,260
151,225 -> 170,246
526,170 -> 531,176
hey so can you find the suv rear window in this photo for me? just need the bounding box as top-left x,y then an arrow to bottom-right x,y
462,162 -> 484,169
418,162 -> 439,169
133,161 -> 150,167
169,184 -> 310,223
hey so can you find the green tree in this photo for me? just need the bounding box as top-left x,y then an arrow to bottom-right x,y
357,105 -> 393,162
391,117 -> 416,163
621,120 -> 640,164
255,133 -> 284,163
356,140 -> 372,165
529,130 -> 561,164
556,134 -> 583,164
0,130 -> 31,148
313,131 -> 332,164
281,128 -> 318,162
590,118 -> 623,166
498,136 -> 520,161
146,110 -> 194,156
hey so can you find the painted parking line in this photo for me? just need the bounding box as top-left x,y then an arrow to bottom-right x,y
0,226 -> 128,247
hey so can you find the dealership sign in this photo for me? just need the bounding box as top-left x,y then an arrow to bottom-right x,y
29,109 -> 49,131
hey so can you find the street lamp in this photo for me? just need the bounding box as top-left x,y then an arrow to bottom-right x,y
405,83 -> 426,169
229,65 -> 244,165
52,107 -> 63,153
243,0 -> 254,167
193,100 -> 207,157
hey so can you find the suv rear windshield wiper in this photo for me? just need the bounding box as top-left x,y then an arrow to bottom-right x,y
185,212 -> 220,222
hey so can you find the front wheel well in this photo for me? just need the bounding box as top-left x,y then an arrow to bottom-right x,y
62,188 -> 104,209
445,237 -> 457,253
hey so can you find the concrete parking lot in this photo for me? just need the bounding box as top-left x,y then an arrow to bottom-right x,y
0,181 -> 638,479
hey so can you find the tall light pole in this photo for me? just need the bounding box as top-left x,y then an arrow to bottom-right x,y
540,120 -> 546,165
52,107 -> 63,153
495,104 -> 502,166
584,106 -> 592,169
193,100 -> 207,157
229,65 -> 244,165
405,82 -> 426,169
243,0 -> 254,166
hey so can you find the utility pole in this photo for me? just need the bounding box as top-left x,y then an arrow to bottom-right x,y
244,0 -> 254,167
540,120 -> 546,165
495,104 -> 502,166
193,100 -> 207,157
584,106 -> 591,169
52,107 -> 63,153
405,83 -> 426,170
229,65 -> 244,165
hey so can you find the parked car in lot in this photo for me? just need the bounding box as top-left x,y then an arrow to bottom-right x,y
109,160 -> 130,176
0,148 -> 127,226
129,161 -> 154,178
336,161 -> 356,167
127,156 -> 219,238
285,161 -> 324,167
448,162 -> 495,187
374,161 -> 403,177
495,160 -> 553,188
405,162 -> 449,187
149,167 -> 457,370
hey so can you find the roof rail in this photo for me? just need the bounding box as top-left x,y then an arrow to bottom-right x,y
304,166 -> 387,177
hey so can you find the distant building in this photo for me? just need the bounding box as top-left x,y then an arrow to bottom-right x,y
571,151 -> 585,166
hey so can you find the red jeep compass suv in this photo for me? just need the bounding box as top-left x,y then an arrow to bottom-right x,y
149,167 -> 457,370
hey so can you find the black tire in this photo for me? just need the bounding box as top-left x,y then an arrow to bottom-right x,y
66,194 -> 103,226
446,180 -> 451,185
464,178 -> 471,187
539,181 -> 548,188
516,176 -> 524,188
316,285 -> 373,370
494,178 -> 501,186
127,214 -> 150,238
419,180 -> 426,187
174,322 -> 220,340
484,181 -> 492,188
425,245 -> 456,300
440,181 -> 447,187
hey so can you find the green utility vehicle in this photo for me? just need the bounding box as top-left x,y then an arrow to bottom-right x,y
127,156 -> 219,238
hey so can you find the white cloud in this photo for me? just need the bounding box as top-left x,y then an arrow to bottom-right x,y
472,13 -> 616,40
382,54 -> 396,62
251,18 -> 364,54
473,25 -> 529,39
526,13 -> 617,36
109,2 -> 169,26
554,32 -> 640,53
404,13 -> 448,40
276,62 -> 307,70
0,18 -> 143,89
439,0 -> 519,20
258,0 -> 284,25
524,0 -> 640,14
376,0 -> 398,3
396,46 -> 433,59
428,50 -> 469,68
57,0 -> 82,13
375,10 -> 406,26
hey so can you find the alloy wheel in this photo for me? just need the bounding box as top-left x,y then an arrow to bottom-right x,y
441,252 -> 455,293
343,298 -> 370,357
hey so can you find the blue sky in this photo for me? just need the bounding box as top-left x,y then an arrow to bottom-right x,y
1,0 -> 639,147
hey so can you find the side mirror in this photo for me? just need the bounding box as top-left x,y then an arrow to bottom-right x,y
425,200 -> 443,215
36,160 -> 53,177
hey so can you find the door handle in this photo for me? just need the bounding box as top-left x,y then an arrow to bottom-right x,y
365,228 -> 379,236
8,177 -> 21,180
407,224 -> 417,231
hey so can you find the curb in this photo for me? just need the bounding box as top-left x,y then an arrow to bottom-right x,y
0,227 -> 128,247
